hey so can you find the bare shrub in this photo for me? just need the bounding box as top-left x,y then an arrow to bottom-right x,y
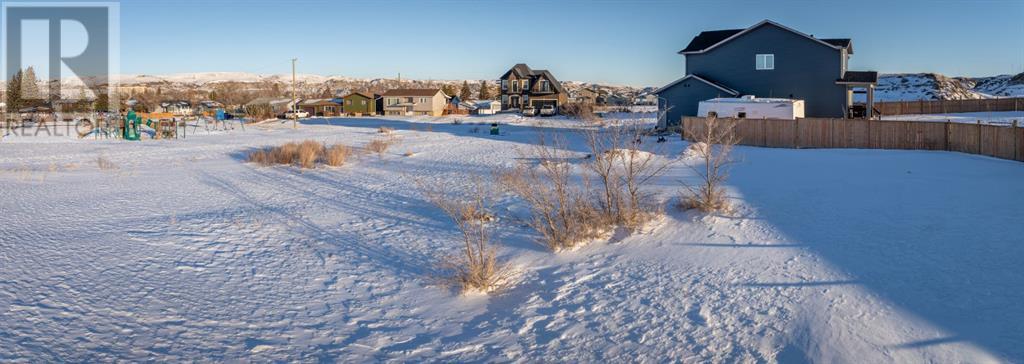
498,135 -> 610,251
421,181 -> 507,293
365,138 -> 393,157
378,126 -> 394,134
324,145 -> 353,167
681,115 -> 738,213
247,140 -> 355,169
96,156 -> 118,170
584,123 -> 672,230
296,140 -> 323,169
403,151 -> 415,157
560,102 -> 597,121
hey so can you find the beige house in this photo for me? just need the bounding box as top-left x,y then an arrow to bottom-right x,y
381,89 -> 448,117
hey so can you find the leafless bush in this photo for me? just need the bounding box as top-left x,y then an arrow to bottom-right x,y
681,115 -> 738,213
378,126 -> 394,134
365,138 -> 393,157
560,102 -> 597,121
324,144 -> 353,167
584,123 -> 671,230
421,181 -> 507,293
498,135 -> 610,251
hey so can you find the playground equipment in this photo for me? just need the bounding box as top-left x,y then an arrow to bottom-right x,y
124,110 -> 142,140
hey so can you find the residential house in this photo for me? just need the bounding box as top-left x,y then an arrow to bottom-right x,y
298,98 -> 343,117
244,97 -> 295,118
196,101 -> 224,114
155,100 -> 193,116
574,88 -> 598,104
634,93 -> 658,106
656,20 -> 878,128
342,92 -> 381,116
473,100 -> 501,115
381,89 -> 448,117
498,63 -> 568,111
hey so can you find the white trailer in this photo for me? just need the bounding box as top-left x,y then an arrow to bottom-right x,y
698,96 -> 805,120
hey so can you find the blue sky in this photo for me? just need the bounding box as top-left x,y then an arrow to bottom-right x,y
113,0 -> 1023,86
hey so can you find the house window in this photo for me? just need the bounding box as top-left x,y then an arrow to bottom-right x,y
346,100 -> 352,105
756,54 -> 774,70
361,100 -> 366,105
420,97 -> 428,103
501,80 -> 508,91
541,80 -> 550,92
523,80 -> 529,91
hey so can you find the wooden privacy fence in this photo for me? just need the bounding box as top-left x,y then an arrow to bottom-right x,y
875,97 -> 1024,116
681,117 -> 1024,162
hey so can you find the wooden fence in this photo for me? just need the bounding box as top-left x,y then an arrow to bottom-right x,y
681,117 -> 1024,162
875,97 -> 1024,116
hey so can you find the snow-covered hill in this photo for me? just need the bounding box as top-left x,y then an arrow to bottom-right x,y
874,72 -> 1024,102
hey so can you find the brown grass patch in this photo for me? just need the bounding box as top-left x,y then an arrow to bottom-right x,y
324,145 -> 353,167
366,138 -> 393,156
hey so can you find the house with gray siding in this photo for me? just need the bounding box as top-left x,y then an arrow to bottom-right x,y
656,20 -> 878,128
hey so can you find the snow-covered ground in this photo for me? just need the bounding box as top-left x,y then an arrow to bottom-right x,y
882,111 -> 1024,126
1,115 -> 1022,362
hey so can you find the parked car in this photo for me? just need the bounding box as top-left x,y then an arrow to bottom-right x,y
539,104 -> 556,116
282,110 -> 309,119
522,106 -> 537,117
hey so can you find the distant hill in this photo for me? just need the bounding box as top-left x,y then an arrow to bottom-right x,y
874,72 -> 1024,102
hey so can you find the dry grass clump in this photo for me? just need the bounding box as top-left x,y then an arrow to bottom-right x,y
378,126 -> 395,134
422,181 -> 508,293
403,151 -> 416,157
324,145 -> 353,167
498,136 -> 611,251
365,138 -> 393,157
247,140 -> 354,168
680,115 -> 738,213
96,156 -> 119,170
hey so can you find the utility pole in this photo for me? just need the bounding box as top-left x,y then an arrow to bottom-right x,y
291,58 -> 298,129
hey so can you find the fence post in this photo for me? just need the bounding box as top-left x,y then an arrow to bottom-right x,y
681,117 -> 687,141
977,120 -> 983,155
794,117 -> 800,148
945,120 -> 951,151
1015,120 -> 1020,161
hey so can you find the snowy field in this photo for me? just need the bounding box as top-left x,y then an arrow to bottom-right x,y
883,111 -> 1024,126
1,115 -> 1023,362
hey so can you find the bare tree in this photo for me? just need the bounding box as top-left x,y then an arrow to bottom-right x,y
681,115 -> 739,213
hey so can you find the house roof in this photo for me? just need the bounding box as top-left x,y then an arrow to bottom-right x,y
678,20 -> 846,55
679,29 -> 744,53
836,71 -> 878,84
298,98 -> 340,106
654,74 -> 739,96
344,91 -> 377,99
381,88 -> 443,97
821,38 -> 853,54
500,63 -> 568,94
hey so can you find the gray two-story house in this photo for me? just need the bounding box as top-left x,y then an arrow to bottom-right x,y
656,20 -> 878,128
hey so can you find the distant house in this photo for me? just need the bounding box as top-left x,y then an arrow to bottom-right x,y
574,88 -> 598,104
499,63 -> 568,111
155,100 -> 193,116
474,100 -> 501,115
656,19 -> 878,128
634,93 -> 658,106
244,97 -> 295,117
196,100 -> 224,114
342,92 -> 381,116
381,89 -> 448,116
298,98 -> 343,117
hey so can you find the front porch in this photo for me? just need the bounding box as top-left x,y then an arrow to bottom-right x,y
837,71 -> 879,119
